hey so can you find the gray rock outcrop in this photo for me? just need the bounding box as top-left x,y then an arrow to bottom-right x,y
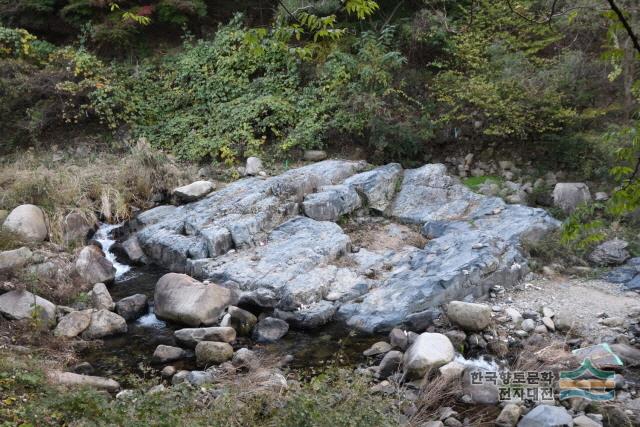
124,161 -> 558,333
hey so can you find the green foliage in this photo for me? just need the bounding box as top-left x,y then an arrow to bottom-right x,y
462,175 -> 503,191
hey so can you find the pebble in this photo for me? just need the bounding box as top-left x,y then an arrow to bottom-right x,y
521,319 -> 535,332
542,317 -> 555,331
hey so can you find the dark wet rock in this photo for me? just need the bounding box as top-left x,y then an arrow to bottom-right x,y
115,294 -> 148,321
273,300 -> 337,329
377,350 -> 403,380
152,345 -> 188,364
252,317 -> 289,343
114,236 -> 146,264
154,273 -> 237,327
389,328 -> 408,350
220,306 -> 257,336
174,326 -> 236,348
517,404 -> 572,427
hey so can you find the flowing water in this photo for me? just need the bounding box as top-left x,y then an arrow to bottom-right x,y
81,223 -> 379,383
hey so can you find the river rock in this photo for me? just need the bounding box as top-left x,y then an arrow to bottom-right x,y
377,350 -> 403,380
446,301 -> 492,332
463,368 -> 500,404
505,307 -> 523,325
115,294 -> 148,320
517,404 -> 573,427
552,183 -> 591,214
245,157 -> 263,176
90,283 -> 114,311
82,309 -> 127,339
252,317 -> 289,343
403,333 -> 454,379
76,246 -> 116,284
521,319 -> 536,332
363,341 -> 392,357
389,328 -> 408,350
232,348 -> 259,370
119,236 -> 146,264
0,290 -> 56,325
173,181 -> 215,202
152,345 -> 188,364
0,247 -> 32,271
63,212 -> 95,244
302,184 -> 361,222
174,326 -> 236,348
589,239 -> 630,266
47,371 -> 119,392
54,310 -> 92,338
439,361 -> 465,381
272,300 -> 337,329
195,341 -> 234,366
496,403 -> 521,427
303,150 -> 328,162
220,305 -> 257,336
154,273 -> 236,326
2,204 -> 48,242
131,161 -> 558,332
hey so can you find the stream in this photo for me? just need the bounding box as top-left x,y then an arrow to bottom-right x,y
81,223 -> 379,383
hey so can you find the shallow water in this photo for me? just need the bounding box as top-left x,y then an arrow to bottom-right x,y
81,224 -> 379,382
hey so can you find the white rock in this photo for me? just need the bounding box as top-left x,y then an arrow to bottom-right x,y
403,333 -> 454,379
245,157 -> 264,176
0,290 -> 56,325
2,204 -> 48,242
172,181 -> 215,202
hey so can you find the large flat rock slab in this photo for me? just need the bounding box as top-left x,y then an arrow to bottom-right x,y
129,161 -> 559,333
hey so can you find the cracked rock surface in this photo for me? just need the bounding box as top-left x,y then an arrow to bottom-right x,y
127,161 -> 559,333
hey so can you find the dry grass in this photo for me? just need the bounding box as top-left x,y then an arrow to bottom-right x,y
410,372 -> 463,425
0,139 -> 198,246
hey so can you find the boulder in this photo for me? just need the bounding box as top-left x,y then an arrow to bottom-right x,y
232,348 -> 260,371
377,350 -> 403,380
552,183 -> 591,214
90,283 -> 114,311
154,273 -> 236,326
589,239 -> 630,266
115,294 -> 148,321
152,345 -> 188,364
403,333 -> 454,379
0,290 -> 56,325
463,368 -> 499,404
517,404 -> 572,427
82,310 -> 127,339
245,157 -> 264,176
0,247 -> 32,271
2,204 -> 47,242
363,341 -> 392,357
446,301 -> 492,332
303,150 -> 328,162
195,341 -> 234,366
389,328 -> 408,350
221,306 -> 257,336
252,317 -> 289,343
62,212 -> 95,244
173,181 -> 215,203
174,326 -> 236,348
47,371 -> 119,393
54,310 -> 92,338
302,185 -> 361,222
120,236 -> 146,264
76,246 -> 116,284
438,361 -> 465,381
496,403 -> 521,427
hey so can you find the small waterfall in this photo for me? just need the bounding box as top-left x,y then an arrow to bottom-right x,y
93,223 -> 131,280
